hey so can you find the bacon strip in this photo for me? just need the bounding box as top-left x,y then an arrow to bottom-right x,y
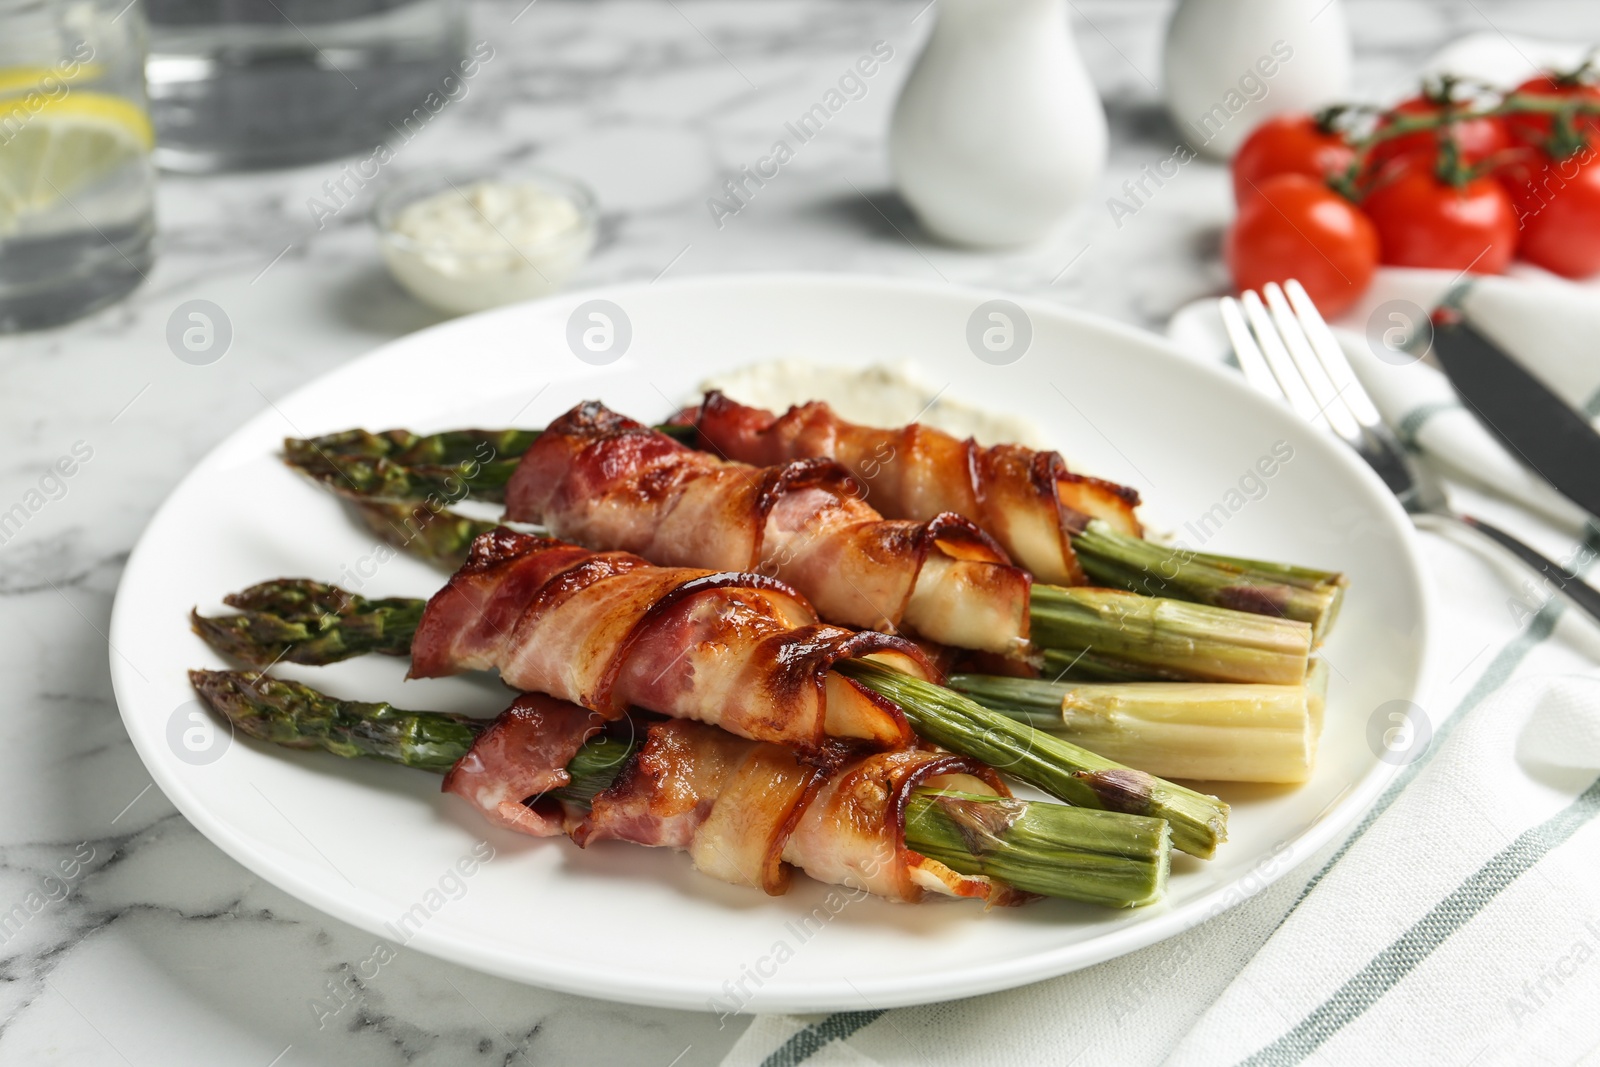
445,698 -> 1027,904
683,391 -> 1145,587
441,692 -> 602,838
411,528 -> 933,752
503,402 -> 1031,656
779,746 -> 1020,902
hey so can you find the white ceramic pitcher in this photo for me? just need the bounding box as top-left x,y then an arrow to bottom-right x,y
888,0 -> 1107,249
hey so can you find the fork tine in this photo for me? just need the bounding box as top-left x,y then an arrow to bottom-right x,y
1239,289 -> 1329,429
1262,283 -> 1365,444
1218,296 -> 1285,400
1283,279 -> 1386,430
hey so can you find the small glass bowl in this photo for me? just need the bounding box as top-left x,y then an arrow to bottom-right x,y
374,166 -> 598,315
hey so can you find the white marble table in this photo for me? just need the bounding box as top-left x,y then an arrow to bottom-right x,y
0,1 -> 1580,1063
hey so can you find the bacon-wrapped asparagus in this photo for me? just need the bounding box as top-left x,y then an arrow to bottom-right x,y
442,694 -> 1025,903
502,402 -> 1032,656
193,546 -> 1232,858
279,410 -> 1324,678
685,391 -> 1139,586
283,410 -> 1032,656
681,392 -> 1346,639
188,670 -> 1173,907
198,528 -> 930,752
317,494 -> 1314,688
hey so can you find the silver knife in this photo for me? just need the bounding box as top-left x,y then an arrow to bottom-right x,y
1430,307 -> 1600,522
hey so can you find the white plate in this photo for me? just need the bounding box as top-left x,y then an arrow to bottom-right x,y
109,273 -> 1432,1013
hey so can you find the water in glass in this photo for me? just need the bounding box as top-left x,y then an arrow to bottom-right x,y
0,0 -> 156,332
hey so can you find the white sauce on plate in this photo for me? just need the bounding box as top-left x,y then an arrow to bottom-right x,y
699,359 -> 1050,447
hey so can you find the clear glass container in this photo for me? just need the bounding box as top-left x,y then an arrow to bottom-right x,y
0,0 -> 156,332
144,0 -> 468,172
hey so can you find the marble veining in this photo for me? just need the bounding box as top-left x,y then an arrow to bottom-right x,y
0,1 -> 1580,1063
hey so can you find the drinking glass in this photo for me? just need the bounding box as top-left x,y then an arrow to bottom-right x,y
0,0 -> 156,332
144,0 -> 467,172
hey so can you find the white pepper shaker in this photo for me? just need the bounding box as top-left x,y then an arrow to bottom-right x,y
888,0 -> 1107,248
1161,0 -> 1352,160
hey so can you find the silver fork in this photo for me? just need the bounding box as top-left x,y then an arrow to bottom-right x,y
1220,279 -> 1600,627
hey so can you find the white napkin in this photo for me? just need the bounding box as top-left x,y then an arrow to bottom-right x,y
1170,271 -> 1600,535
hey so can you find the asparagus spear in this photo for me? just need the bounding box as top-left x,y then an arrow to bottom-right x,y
190,667 -> 481,770
1029,585 -> 1312,686
905,791 -> 1169,909
948,663 -> 1330,784
188,669 -> 1170,907
190,581 -> 424,667
347,499 -> 498,570
283,428 -> 540,504
282,428 -> 1345,638
1069,520 -> 1346,643
285,425 -> 694,504
835,661 -> 1228,858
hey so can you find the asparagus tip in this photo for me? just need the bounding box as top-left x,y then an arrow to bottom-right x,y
190,609 -> 279,669
187,668 -> 300,748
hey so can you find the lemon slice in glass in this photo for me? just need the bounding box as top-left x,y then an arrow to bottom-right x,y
0,90 -> 153,232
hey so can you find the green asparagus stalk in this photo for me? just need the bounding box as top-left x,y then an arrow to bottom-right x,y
905,791 -> 1169,907
347,498 -> 499,570
190,581 -> 423,668
282,429 -> 1346,639
1038,647 -> 1189,684
285,425 -> 695,504
836,661 -> 1227,858
287,427 -> 544,467
283,428 -> 541,503
1070,520 -> 1346,643
189,668 -> 482,771
1030,585 -> 1312,686
948,665 -> 1331,784
188,669 -> 1170,906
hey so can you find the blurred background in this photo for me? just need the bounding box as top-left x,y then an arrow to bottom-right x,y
4,0 -> 1594,348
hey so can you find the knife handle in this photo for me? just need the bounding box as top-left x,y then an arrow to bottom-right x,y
1458,515 -> 1600,627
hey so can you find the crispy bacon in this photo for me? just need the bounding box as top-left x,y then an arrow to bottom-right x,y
411,528 -> 934,752
780,746 -> 1021,902
503,401 -> 1032,655
683,391 -> 1145,587
441,692 -> 603,838
445,698 -> 1027,904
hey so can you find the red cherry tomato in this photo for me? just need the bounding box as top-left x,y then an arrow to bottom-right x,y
1499,143 -> 1600,277
1231,113 -> 1357,204
1503,75 -> 1600,146
1224,174 -> 1379,318
1361,169 -> 1518,273
1367,94 -> 1512,175
1504,75 -> 1593,143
